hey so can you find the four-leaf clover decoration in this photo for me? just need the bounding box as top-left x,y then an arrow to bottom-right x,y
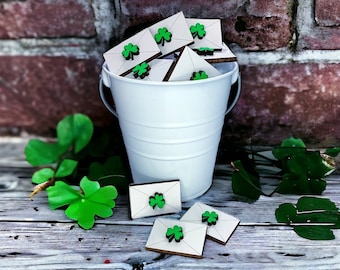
190,23 -> 206,39
190,70 -> 209,80
202,210 -> 219,226
149,192 -> 166,209
166,225 -> 184,242
154,27 -> 172,46
122,43 -> 139,60
132,62 -> 151,79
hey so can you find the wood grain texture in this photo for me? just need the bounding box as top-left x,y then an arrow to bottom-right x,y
1,139 -> 340,269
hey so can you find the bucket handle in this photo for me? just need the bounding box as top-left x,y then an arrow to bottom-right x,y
99,73 -> 241,118
99,75 -> 118,117
225,73 -> 241,116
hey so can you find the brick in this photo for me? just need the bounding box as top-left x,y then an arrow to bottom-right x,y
222,63 -> 340,147
315,0 -> 340,26
0,0 -> 96,38
119,0 -> 293,50
300,28 -> 340,50
0,56 -> 111,134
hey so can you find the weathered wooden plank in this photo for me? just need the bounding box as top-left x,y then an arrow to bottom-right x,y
1,221 -> 340,269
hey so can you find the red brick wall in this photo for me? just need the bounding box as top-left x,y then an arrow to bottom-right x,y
0,0 -> 339,146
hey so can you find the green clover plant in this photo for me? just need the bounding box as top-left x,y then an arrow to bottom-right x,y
197,47 -> 214,56
231,137 -> 339,200
25,113 -> 128,229
276,197 -> 340,240
47,177 -> 118,230
154,27 -> 172,46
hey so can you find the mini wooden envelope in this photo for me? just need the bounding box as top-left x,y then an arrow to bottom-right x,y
180,202 -> 240,245
125,59 -> 173,81
186,18 -> 223,50
103,29 -> 161,76
201,42 -> 237,63
129,180 -> 181,219
148,11 -> 194,57
145,218 -> 207,258
166,46 -> 221,81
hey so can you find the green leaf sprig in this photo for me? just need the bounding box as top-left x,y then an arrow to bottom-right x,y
276,197 -> 340,240
190,70 -> 209,80
25,113 -> 128,229
230,137 -> 339,200
122,43 -> 139,60
190,23 -> 206,39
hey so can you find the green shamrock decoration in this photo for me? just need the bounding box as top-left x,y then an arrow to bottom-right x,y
132,62 -> 151,79
149,192 -> 165,209
197,47 -> 214,56
190,23 -> 206,39
191,70 -> 209,80
154,27 -> 172,46
122,43 -> 139,60
202,210 -> 219,226
47,176 -> 118,230
166,225 -> 184,242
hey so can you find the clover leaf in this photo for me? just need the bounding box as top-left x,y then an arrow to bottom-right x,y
190,23 -> 206,39
231,160 -> 263,200
154,27 -> 172,46
47,177 -> 118,229
149,192 -> 165,209
191,70 -> 208,80
56,113 -> 94,154
197,47 -> 214,56
202,210 -> 219,226
132,62 -> 150,79
122,43 -> 139,60
166,225 -> 184,242
276,197 -> 340,240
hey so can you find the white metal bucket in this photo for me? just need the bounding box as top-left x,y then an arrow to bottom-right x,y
100,61 -> 241,201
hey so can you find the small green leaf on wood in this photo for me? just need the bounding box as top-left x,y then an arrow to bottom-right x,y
122,43 -> 139,60
190,23 -> 206,39
47,177 -> 118,229
190,70 -> 208,80
154,27 -> 172,46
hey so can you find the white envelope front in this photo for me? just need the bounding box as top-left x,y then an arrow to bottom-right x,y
125,59 -> 173,81
129,180 -> 181,219
148,11 -> 194,56
186,18 -> 223,49
180,202 -> 239,244
145,218 -> 207,257
103,29 -> 161,76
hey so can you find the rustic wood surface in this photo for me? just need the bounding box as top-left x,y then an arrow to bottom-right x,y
1,138 -> 340,269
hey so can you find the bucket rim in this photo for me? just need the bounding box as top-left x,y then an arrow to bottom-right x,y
102,61 -> 239,86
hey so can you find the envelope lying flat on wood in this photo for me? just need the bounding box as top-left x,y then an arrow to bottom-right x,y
129,180 -> 181,219
145,218 -> 207,258
180,202 -> 240,245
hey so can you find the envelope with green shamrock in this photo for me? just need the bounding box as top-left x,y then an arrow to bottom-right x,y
180,202 -> 240,245
148,11 -> 194,57
103,29 -> 161,76
129,180 -> 181,219
145,218 -> 207,258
